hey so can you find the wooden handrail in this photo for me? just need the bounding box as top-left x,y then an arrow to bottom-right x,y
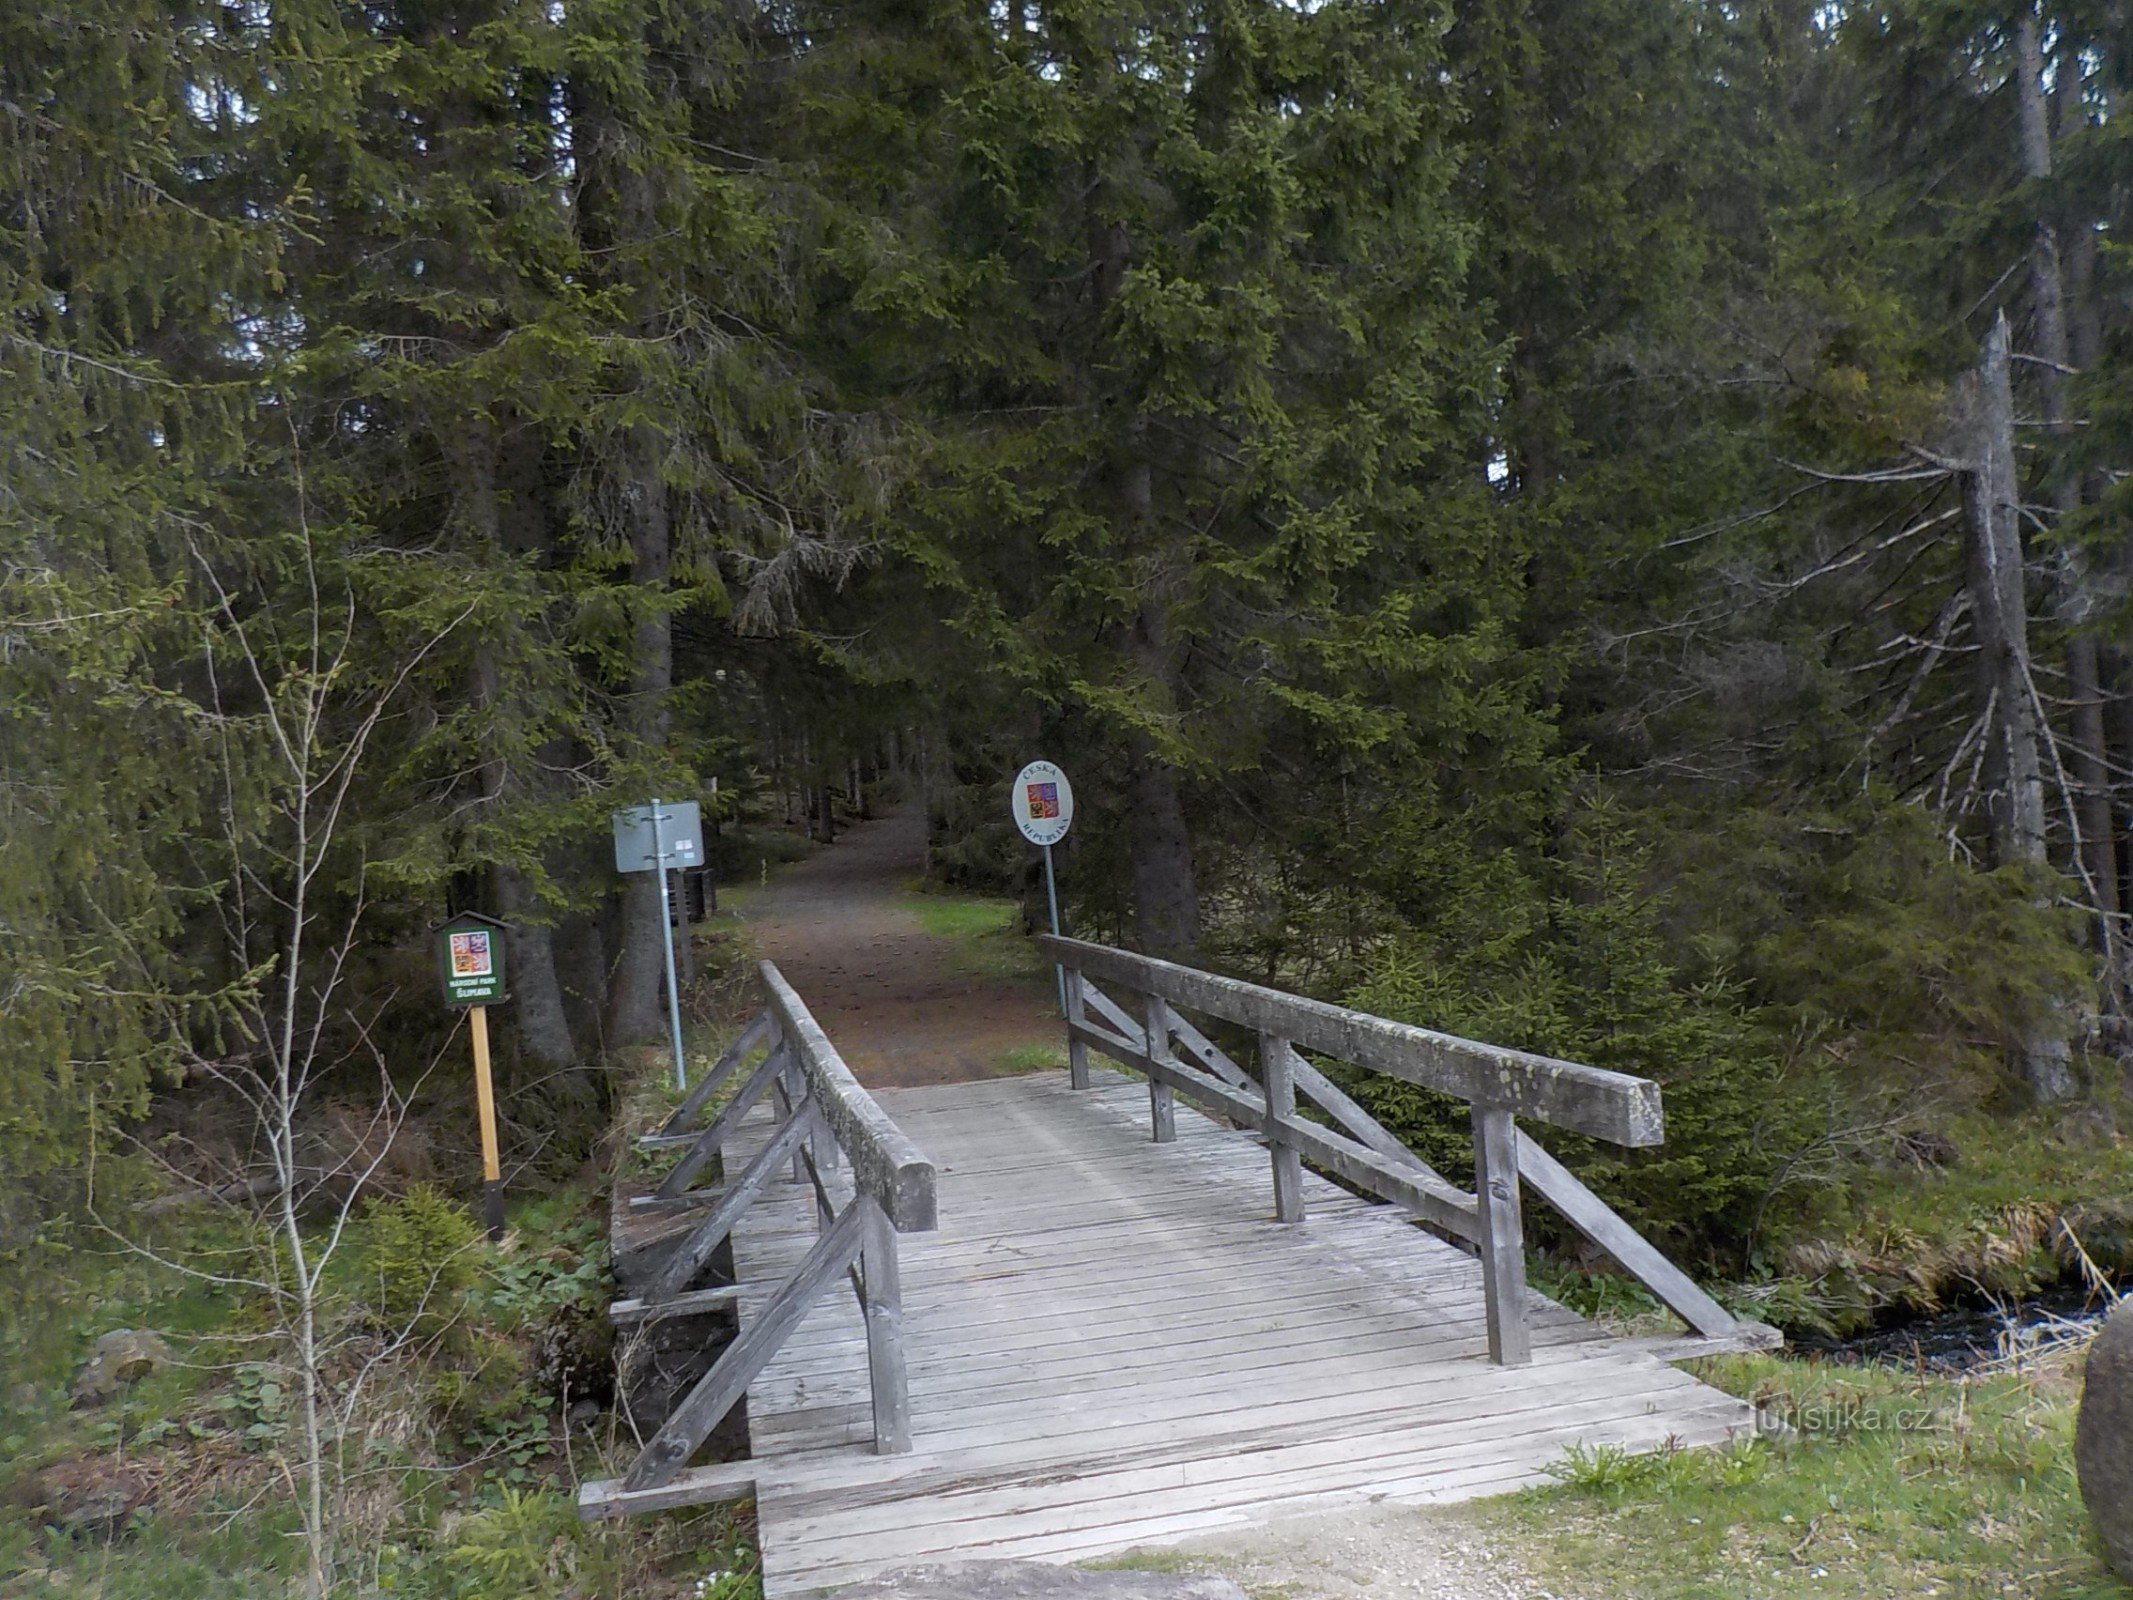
583,964 -> 935,1519
1039,935 -> 1663,1147
1041,936 -> 1772,1369
760,961 -> 937,1232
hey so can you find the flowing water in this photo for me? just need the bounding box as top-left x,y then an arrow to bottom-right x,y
1800,1287 -> 2116,1373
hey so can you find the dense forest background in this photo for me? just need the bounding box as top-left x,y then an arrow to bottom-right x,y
10,0 -> 2133,1277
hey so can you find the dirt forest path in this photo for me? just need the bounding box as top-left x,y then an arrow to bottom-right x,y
730,807 -> 1062,1088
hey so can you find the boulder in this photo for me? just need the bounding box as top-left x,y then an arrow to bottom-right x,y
832,1561 -> 1247,1600
69,1330 -> 174,1409
2078,1300 -> 2133,1580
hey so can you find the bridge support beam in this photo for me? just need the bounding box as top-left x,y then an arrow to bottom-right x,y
1142,994 -> 1177,1144
1261,1032 -> 1304,1224
1472,1104 -> 1531,1367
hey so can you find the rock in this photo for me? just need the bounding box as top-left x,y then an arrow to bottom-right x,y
2078,1300 -> 2133,1581
69,1330 -> 174,1409
831,1561 -> 1248,1599
51,1469 -> 153,1537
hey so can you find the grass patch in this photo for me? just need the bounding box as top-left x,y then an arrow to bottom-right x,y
1747,1108 -> 2133,1336
904,891 -> 1050,984
997,1042 -> 1068,1075
1491,1350 -> 2127,1600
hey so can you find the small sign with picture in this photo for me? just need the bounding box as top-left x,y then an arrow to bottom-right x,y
435,912 -> 509,1007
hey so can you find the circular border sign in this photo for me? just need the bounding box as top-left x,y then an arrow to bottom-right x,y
1011,760 -> 1075,847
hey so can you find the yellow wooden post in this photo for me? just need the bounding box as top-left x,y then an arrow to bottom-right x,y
469,1004 -> 505,1240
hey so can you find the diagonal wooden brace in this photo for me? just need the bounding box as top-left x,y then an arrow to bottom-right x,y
657,1010 -> 772,1137
622,1197 -> 872,1491
651,1098 -> 818,1302
656,1041 -> 790,1200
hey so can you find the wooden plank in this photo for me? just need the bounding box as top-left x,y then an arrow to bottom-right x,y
651,1100 -> 819,1302
658,1010 -> 773,1136
761,961 -> 937,1232
578,1461 -> 756,1520
1044,937 -> 1664,1146
1283,1046 -> 1463,1199
625,1199 -> 873,1491
656,1043 -> 790,1199
1472,1104 -> 1530,1367
609,1284 -> 742,1325
1260,1031 -> 1303,1223
857,1195 -> 911,1453
1513,1131 -> 1745,1340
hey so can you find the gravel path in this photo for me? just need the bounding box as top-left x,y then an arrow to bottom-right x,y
1154,1507 -> 1577,1600
737,809 -> 1060,1087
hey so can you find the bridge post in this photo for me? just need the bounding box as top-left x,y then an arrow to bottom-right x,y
859,1195 -> 912,1453
1142,994 -> 1178,1143
1260,1033 -> 1304,1223
1472,1104 -> 1532,1366
1063,967 -> 1091,1090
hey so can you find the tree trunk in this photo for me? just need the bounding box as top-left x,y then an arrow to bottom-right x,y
605,426 -> 675,1046
1962,311 -> 2073,1101
574,52 -> 676,1048
1091,201 -> 1201,957
2017,11 -> 2120,967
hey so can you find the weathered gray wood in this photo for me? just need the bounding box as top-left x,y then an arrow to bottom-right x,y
629,1187 -> 741,1213
1143,993 -> 1177,1144
624,1197 -> 873,1491
1080,984 -> 1147,1047
1064,967 -> 1092,1090
857,1194 -> 911,1453
651,1099 -> 819,1302
1283,1048 -> 1457,1194
761,962 -> 937,1232
1513,1131 -> 1740,1340
775,1055 -> 808,1184
1261,1032 -> 1303,1224
608,1284 -> 742,1325
1165,1005 -> 1257,1093
658,1010 -> 773,1136
1472,1104 -> 1530,1367
577,1461 -> 756,1520
712,1072 -> 1759,1596
1067,1020 -> 1480,1238
1043,937 -> 1664,1146
657,1043 -> 791,1199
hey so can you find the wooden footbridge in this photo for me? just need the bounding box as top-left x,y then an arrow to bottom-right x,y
583,939 -> 1776,1596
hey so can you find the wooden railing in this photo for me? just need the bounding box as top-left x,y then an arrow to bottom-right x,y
1039,935 -> 1775,1367
579,962 -> 937,1519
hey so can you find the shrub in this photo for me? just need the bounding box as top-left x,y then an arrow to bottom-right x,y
358,1184 -> 481,1344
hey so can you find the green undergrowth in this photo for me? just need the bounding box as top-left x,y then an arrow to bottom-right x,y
1492,1350 -> 2128,1600
903,889 -> 1051,985
0,1178 -> 756,1600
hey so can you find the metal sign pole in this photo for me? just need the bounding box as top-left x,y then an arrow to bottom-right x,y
1042,842 -> 1066,1016
649,797 -> 688,1091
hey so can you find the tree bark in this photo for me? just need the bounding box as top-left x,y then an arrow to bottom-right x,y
604,425 -> 675,1045
449,410 -> 584,1080
1962,311 -> 2073,1101
573,52 -> 676,1047
2017,11 -> 2120,966
1091,205 -> 1200,957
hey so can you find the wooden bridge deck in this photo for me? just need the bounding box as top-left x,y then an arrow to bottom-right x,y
724,1066 -> 1758,1597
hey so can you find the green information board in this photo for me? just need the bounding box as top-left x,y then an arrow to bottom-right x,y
435,912 -> 509,1008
